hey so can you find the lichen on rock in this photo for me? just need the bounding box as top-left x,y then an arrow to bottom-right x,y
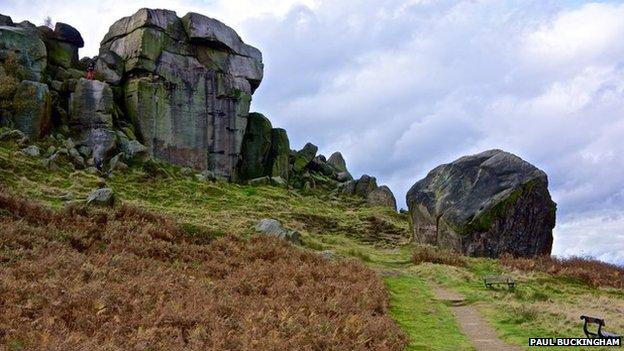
406,149 -> 556,258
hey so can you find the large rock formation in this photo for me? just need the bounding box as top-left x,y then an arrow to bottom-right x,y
0,9 -> 387,196
96,8 -> 263,180
406,149 -> 556,258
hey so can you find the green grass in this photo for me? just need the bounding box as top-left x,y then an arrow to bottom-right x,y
2,137 -> 623,351
384,275 -> 474,351
409,260 -> 624,351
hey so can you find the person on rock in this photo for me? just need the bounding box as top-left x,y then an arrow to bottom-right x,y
86,62 -> 95,80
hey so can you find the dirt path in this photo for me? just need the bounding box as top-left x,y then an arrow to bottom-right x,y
431,285 -> 523,351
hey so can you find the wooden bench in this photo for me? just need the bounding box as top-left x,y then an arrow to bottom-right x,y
483,275 -> 514,289
581,316 -> 621,339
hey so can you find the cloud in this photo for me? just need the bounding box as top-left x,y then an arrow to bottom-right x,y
2,0 -> 624,264
244,0 -> 624,263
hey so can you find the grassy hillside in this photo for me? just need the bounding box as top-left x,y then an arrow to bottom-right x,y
1,136 -> 623,350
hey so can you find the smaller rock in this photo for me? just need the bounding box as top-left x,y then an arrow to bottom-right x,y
78,145 -> 92,158
68,147 -> 85,168
0,129 -> 27,142
321,250 -> 334,260
270,176 -> 287,187
58,192 -> 74,201
195,170 -> 216,181
309,156 -> 335,176
84,166 -> 99,175
86,188 -> 115,207
355,174 -> 378,198
336,171 -> 353,182
109,152 -> 123,170
180,167 -> 193,176
248,176 -> 270,186
21,145 -> 40,157
119,138 -> 149,163
46,145 -> 56,156
327,152 -> 348,173
293,142 -> 318,172
339,180 -> 357,195
254,219 -> 301,244
64,138 -> 75,149
366,185 -> 398,211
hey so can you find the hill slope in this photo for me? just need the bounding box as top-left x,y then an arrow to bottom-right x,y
1,137 -> 623,351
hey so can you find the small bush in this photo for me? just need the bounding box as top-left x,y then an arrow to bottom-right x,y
500,254 -> 624,289
412,245 -> 466,267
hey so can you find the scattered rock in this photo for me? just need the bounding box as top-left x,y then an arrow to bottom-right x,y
84,166 -> 99,174
254,219 -> 301,244
86,188 -> 115,207
270,176 -> 287,187
195,170 -> 216,181
321,250 -> 334,260
21,145 -> 40,157
406,149 -> 556,258
0,129 -> 27,142
248,176 -> 270,186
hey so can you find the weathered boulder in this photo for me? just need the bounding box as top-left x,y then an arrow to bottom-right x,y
21,145 -> 40,157
269,128 -> 290,180
97,8 -> 263,179
118,138 -> 149,163
254,218 -> 301,244
293,142 -> 318,172
239,113 -> 272,180
327,152 -> 347,172
40,23 -> 84,69
355,174 -> 378,198
406,149 -> 556,258
86,187 -> 115,207
367,185 -> 397,211
11,80 -> 51,139
68,79 -> 117,165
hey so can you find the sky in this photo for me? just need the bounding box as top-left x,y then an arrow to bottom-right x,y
3,0 -> 624,265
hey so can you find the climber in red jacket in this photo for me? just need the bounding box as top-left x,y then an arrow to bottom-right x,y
86,62 -> 95,80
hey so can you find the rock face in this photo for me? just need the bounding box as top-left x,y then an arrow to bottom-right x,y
96,8 -> 263,180
0,25 -> 47,81
12,80 -> 51,139
406,149 -> 556,258
68,79 -> 117,165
